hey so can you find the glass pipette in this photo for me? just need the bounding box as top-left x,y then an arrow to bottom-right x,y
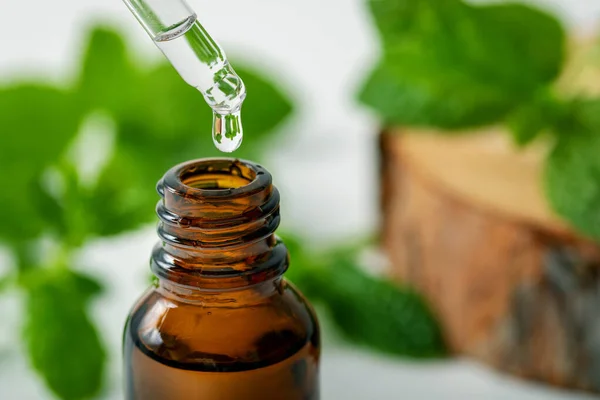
122,0 -> 246,152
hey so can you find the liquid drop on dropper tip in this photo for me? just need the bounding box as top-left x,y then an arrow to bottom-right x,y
212,110 -> 243,153
151,18 -> 246,154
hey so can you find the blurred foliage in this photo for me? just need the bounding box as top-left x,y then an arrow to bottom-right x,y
359,0 -> 564,129
546,100 -> 600,240
23,269 -> 105,400
283,234 -> 446,358
360,0 -> 600,241
0,25 -> 292,399
507,89 -> 568,147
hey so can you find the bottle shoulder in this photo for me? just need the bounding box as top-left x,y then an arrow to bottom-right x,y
125,279 -> 319,372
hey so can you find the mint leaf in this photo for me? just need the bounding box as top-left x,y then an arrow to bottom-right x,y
83,148 -> 162,237
508,90 -> 567,146
0,86 -> 80,168
508,101 -> 550,146
322,258 -> 446,358
23,269 -> 106,400
359,0 -> 565,129
0,85 -> 81,242
546,99 -> 600,239
283,235 -> 446,358
31,177 -> 68,237
76,27 -> 138,116
359,60 -> 519,129
477,3 -> 564,84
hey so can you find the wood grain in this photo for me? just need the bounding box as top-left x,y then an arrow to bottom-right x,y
381,132 -> 600,392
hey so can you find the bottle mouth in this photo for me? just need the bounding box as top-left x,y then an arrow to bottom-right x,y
161,158 -> 271,201
156,157 -> 280,235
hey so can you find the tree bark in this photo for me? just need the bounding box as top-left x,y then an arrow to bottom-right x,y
381,130 -> 600,392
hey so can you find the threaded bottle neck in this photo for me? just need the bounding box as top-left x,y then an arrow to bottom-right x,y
151,158 -> 287,290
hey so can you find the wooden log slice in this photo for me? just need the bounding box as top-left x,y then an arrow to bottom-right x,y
381,130 -> 600,392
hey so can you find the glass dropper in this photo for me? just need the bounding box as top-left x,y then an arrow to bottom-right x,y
122,0 -> 246,152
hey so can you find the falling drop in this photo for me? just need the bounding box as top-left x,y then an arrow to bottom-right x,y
151,16 -> 247,153
212,109 -> 243,153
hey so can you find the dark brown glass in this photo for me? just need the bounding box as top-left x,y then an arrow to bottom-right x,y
123,159 -> 320,400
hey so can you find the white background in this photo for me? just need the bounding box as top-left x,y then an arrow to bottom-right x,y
1,0 -> 600,398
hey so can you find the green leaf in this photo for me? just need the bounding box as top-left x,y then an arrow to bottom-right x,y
0,86 -> 80,168
23,269 -> 106,400
360,60 -> 519,129
0,85 -> 81,242
283,235 -> 446,358
81,148 -> 161,237
508,103 -> 550,146
31,176 -> 68,237
76,27 -> 138,116
323,258 -> 445,357
546,99 -> 600,239
359,0 -> 565,129
507,90 -> 567,146
58,161 -> 95,248
69,271 -> 104,300
476,3 -> 564,84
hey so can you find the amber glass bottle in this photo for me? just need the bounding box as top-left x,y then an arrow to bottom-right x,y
123,158 -> 320,400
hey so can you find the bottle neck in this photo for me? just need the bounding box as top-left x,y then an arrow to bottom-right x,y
157,276 -> 284,305
150,159 -> 288,291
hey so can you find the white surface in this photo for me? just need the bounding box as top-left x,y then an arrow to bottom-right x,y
1,0 -> 599,399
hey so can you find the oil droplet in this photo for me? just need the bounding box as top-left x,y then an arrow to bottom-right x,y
152,17 -> 247,154
213,109 -> 243,153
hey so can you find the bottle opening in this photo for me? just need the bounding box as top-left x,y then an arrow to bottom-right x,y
161,158 -> 270,202
157,157 -> 279,235
183,174 -> 250,190
180,160 -> 256,191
